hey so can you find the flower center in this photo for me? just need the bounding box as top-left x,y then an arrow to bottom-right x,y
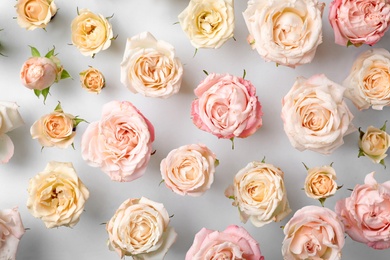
197,10 -> 221,34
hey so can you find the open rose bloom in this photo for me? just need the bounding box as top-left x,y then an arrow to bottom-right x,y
186,225 -> 264,260
329,0 -> 390,46
281,74 -> 355,154
160,143 -> 217,196
225,161 -> 291,227
107,197 -> 177,259
243,0 -> 324,67
304,165 -> 338,201
16,0 -> 57,30
0,207 -> 25,260
191,73 -> 263,139
81,101 -> 155,182
358,125 -> 390,164
80,67 -> 105,94
336,172 -> 390,249
178,0 -> 234,49
282,205 -> 345,260
120,32 -> 183,98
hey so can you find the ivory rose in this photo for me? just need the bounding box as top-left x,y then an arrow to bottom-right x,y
225,161 -> 291,227
81,101 -> 155,182
0,207 -> 25,260
358,124 -> 390,164
80,67 -> 105,93
160,143 -> 217,196
329,0 -> 390,46
304,165 -> 338,202
26,161 -> 89,228
281,74 -> 355,154
15,0 -> 57,30
343,48 -> 390,110
178,0 -> 235,49
282,206 -> 345,260
186,225 -> 264,260
71,9 -> 113,57
106,197 -> 177,259
120,32 -> 183,98
191,73 -> 263,139
243,0 -> 325,67
335,172 -> 390,249
0,101 -> 24,164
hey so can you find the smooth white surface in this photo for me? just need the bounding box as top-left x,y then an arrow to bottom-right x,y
1,0 -> 390,259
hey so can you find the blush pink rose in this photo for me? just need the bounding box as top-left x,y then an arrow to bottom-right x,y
335,172 -> 390,249
191,73 -> 263,139
0,207 -> 25,260
329,0 -> 390,46
185,225 -> 264,260
81,101 -> 155,182
20,57 -> 60,90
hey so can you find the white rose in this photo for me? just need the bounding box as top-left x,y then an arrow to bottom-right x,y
359,125 -> 390,164
225,161 -> 291,227
281,74 -> 355,154
178,0 -> 235,49
243,0 -> 324,67
120,32 -> 183,98
304,165 -> 338,200
15,0 -> 57,30
0,207 -> 25,260
344,48 -> 390,110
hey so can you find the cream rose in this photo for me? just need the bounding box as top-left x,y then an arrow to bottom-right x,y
0,207 -> 25,260
178,0 -> 235,49
225,161 -> 291,227
358,125 -> 390,164
106,197 -> 177,259
15,0 -> 57,30
243,0 -> 325,67
344,48 -> 390,110
304,165 -> 338,201
80,67 -> 105,93
71,9 -> 113,57
120,32 -> 183,98
26,161 -> 89,228
281,74 -> 355,154
160,143 -> 217,196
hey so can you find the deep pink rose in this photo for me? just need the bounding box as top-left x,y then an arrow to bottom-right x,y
185,225 -> 264,260
81,101 -> 155,182
191,73 -> 263,139
335,172 -> 390,249
329,0 -> 390,46
0,207 -> 25,260
20,57 -> 60,90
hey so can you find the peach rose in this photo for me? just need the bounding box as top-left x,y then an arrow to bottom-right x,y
71,9 -> 113,57
304,165 -> 338,201
186,225 -> 264,260
20,57 -> 60,91
359,124 -> 390,164
80,67 -> 105,93
335,172 -> 390,249
243,0 -> 325,67
106,197 -> 177,259
120,32 -> 183,98
329,0 -> 390,46
191,73 -> 263,139
225,161 -> 291,227
343,48 -> 390,110
81,101 -> 155,182
26,161 -> 89,228
0,207 -> 25,260
281,74 -> 355,154
282,206 -> 345,260
15,0 -> 57,30
160,143 -> 217,196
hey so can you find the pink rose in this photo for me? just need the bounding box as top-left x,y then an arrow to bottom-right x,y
335,172 -> 390,249
0,207 -> 25,260
81,101 -> 155,182
282,205 -> 345,260
329,0 -> 390,46
185,225 -> 264,260
191,73 -> 263,139
20,56 -> 60,90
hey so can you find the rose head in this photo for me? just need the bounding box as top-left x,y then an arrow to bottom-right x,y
186,225 -> 264,260
191,73 -> 263,139
0,207 -> 25,260
16,0 -> 57,30
81,101 -> 155,182
20,57 -> 60,91
304,165 -> 338,200
335,172 -> 390,249
80,67 -> 105,93
359,125 -> 390,164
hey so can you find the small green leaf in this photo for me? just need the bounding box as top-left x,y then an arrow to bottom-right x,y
358,127 -> 365,139
34,89 -> 41,98
61,69 -> 71,79
337,185 -> 343,190
193,48 -> 198,58
380,120 -> 387,131
71,143 -> 75,150
45,46 -> 55,58
73,117 -> 88,127
41,87 -> 50,103
302,162 -> 309,170
228,196 -> 235,200
261,156 -> 266,163
346,40 -> 353,47
233,36 -> 236,41
318,198 -> 326,207
54,101 -> 63,112
215,159 -> 220,167
158,179 -> 165,186
230,137 -> 235,150
111,34 -> 118,41
76,7 -> 80,15
242,69 -> 246,79
330,162 -> 334,167
358,149 -> 365,158
29,45 -> 41,57
380,159 -> 386,169
203,70 -> 208,76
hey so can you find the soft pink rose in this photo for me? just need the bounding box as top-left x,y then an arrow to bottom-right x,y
191,73 -> 263,139
282,205 -> 345,260
0,207 -> 25,260
186,225 -> 264,260
329,0 -> 390,46
20,57 -> 60,90
81,101 -> 155,182
335,172 -> 390,249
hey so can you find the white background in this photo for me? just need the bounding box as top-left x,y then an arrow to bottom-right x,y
1,0 -> 390,259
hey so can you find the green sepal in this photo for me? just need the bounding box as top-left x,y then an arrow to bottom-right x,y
358,127 -> 365,139
215,159 -> 219,167
158,179 -> 165,186
54,101 -> 63,112
45,47 -> 55,58
71,143 -> 75,150
230,137 -> 235,150
380,120 -> 387,131
337,185 -> 343,190
228,196 -> 235,200
73,117 -> 88,127
346,40 -> 354,47
380,159 -> 386,169
318,198 -> 326,207
61,69 -> 71,80
242,69 -> 246,79
193,48 -> 198,58
203,70 -> 208,76
261,156 -> 266,163
29,45 -> 41,57
358,149 -> 365,158
302,162 -> 309,170
34,87 -> 51,103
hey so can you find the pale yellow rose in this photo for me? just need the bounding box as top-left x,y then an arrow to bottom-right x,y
15,0 -> 57,30
80,67 -> 105,93
71,9 -> 113,57
304,165 -> 337,200
26,161 -> 89,228
359,125 -> 390,164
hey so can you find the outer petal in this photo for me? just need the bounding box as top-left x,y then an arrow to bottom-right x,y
0,134 -> 14,164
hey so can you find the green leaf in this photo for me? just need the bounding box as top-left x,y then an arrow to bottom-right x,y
230,137 -> 235,150
73,117 -> 88,127
54,101 -> 63,112
358,149 -> 365,158
203,70 -> 208,76
302,162 -> 309,170
29,45 -> 40,57
61,69 -> 71,80
45,47 -> 55,58
41,87 -> 50,103
318,198 -> 326,207
380,120 -> 387,131
261,156 -> 266,163
242,69 -> 246,79
34,89 -> 41,98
